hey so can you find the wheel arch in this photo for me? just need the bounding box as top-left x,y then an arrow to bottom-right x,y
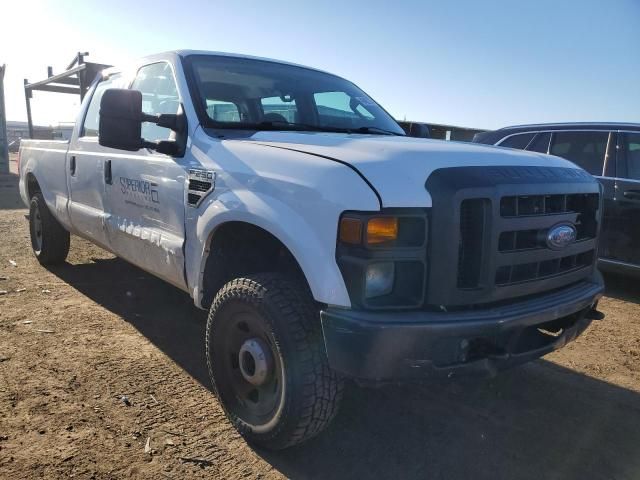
25,172 -> 41,200
191,208 -> 352,310
199,221 -> 308,308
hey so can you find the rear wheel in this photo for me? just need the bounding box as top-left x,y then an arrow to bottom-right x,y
206,273 -> 343,449
29,193 -> 70,265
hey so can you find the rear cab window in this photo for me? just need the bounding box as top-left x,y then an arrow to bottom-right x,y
261,96 -> 298,122
207,100 -> 241,122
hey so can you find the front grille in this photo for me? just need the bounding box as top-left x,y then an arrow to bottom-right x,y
500,193 -> 599,217
426,166 -> 601,308
458,199 -> 488,289
495,250 -> 594,285
498,224 -> 596,252
498,229 -> 540,252
457,191 -> 598,293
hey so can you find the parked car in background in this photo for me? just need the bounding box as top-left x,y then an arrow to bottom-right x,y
474,123 -> 640,275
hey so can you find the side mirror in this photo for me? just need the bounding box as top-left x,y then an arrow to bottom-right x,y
98,88 -> 186,155
99,89 -> 143,151
406,123 -> 430,139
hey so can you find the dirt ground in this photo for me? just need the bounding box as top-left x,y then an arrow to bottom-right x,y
1,154 -> 639,479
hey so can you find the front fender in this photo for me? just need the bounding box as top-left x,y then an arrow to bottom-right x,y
185,131 -> 381,308
188,189 -> 358,308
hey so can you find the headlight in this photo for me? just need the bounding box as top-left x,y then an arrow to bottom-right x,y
336,210 -> 428,309
365,262 -> 395,298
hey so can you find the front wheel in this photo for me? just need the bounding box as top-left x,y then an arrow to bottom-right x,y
206,273 -> 343,449
29,193 -> 70,265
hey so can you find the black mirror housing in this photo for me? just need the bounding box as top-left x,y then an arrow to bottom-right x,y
98,88 -> 186,156
99,89 -> 144,151
406,122 -> 430,139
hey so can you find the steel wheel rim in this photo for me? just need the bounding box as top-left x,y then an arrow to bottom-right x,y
212,303 -> 286,433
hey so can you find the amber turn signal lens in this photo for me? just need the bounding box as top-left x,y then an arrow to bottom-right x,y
339,218 -> 363,244
367,217 -> 398,245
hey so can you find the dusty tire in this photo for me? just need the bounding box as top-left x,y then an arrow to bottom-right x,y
206,273 -> 343,450
29,193 -> 70,265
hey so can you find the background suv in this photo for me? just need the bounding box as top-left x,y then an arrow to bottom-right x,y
474,123 -> 640,276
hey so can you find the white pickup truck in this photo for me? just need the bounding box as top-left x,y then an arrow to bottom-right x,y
19,50 -> 605,449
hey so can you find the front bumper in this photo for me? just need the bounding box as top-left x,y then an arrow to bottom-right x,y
320,274 -> 604,381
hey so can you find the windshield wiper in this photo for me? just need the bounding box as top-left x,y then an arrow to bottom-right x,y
255,120 -> 345,133
349,126 -> 404,136
258,122 -> 405,136
209,120 -> 404,136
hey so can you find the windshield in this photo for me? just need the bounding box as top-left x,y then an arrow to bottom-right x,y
184,55 -> 405,135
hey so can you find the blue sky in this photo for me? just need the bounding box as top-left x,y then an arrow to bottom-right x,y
2,0 -> 639,129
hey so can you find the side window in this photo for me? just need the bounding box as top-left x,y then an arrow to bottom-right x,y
81,74 -> 123,137
206,100 -> 241,122
131,63 -> 179,142
499,133 -> 535,150
526,132 -> 551,153
261,96 -> 298,122
550,131 -> 608,175
622,132 -> 640,180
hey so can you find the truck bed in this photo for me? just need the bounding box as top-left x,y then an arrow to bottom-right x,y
19,139 -> 71,229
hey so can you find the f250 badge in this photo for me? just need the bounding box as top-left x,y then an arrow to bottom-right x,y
187,168 -> 216,207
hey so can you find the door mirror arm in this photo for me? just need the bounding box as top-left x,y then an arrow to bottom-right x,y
141,139 -> 181,156
141,110 -> 187,156
141,111 -> 186,134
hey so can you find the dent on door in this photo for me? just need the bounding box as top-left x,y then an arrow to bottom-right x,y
105,157 -> 188,290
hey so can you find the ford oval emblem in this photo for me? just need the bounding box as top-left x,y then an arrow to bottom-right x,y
546,224 -> 577,250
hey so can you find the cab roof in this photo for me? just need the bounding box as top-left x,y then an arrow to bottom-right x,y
150,50 -> 336,76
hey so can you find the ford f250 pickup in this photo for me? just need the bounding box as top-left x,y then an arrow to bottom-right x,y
19,50 -> 605,449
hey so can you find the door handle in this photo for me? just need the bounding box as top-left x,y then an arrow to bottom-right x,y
623,189 -> 640,200
104,160 -> 112,185
69,155 -> 76,176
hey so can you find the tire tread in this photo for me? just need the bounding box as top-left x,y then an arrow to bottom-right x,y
30,193 -> 70,265
206,273 -> 343,449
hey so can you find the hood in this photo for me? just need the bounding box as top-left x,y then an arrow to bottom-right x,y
233,131 -> 582,208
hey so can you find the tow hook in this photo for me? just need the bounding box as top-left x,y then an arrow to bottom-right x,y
586,302 -> 605,321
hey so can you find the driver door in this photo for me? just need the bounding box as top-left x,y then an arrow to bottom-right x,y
103,62 -> 189,290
